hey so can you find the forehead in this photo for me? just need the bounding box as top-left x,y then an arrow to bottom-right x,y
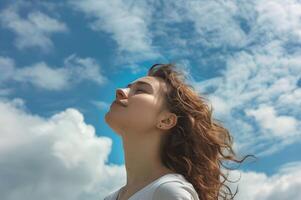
131,76 -> 167,94
131,76 -> 164,87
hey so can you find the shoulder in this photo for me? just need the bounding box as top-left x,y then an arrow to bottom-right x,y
153,181 -> 198,200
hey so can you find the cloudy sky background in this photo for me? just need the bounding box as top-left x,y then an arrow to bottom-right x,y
0,0 -> 300,199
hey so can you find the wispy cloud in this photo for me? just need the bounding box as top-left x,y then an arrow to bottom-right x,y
184,0 -> 248,48
0,55 -> 108,91
68,0 -> 161,63
245,104 -> 299,138
0,2 -> 68,52
192,47 -> 301,157
91,100 -> 110,110
172,0 -> 301,157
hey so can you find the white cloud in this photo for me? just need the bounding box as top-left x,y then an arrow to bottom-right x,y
245,104 -> 299,138
278,88 -> 301,106
183,0 -> 301,158
0,2 -> 68,51
208,95 -> 231,118
15,62 -> 69,90
91,100 -> 110,110
7,78 -> 301,200
69,0 -> 160,62
0,55 -> 108,91
63,54 -> 107,85
192,46 -> 301,156
0,56 -> 15,82
175,0 -> 301,49
254,0 -> 301,43
62,0 -> 300,157
226,161 -> 301,200
0,57 -> 16,96
184,0 -> 248,48
1,98 -> 301,200
0,98 -> 126,200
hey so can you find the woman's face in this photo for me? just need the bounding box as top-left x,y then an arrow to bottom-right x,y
105,75 -> 169,137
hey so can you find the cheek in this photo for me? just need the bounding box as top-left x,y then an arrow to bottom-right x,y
126,97 -> 161,125
105,96 -> 163,134
128,99 -> 157,117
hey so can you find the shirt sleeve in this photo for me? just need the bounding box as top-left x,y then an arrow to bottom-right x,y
153,181 -> 195,200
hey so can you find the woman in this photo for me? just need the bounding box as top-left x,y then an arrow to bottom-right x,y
104,63 -> 255,200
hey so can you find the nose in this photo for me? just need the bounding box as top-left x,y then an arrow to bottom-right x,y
116,88 -> 128,100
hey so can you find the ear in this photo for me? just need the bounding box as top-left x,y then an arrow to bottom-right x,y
157,112 -> 177,130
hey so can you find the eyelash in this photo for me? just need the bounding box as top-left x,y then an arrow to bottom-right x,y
135,89 -> 145,93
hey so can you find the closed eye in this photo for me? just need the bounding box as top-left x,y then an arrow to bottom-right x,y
135,89 -> 145,93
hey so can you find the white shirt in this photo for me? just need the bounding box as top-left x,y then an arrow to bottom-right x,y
103,173 -> 199,200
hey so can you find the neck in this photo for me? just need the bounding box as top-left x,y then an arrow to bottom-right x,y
121,131 -> 173,187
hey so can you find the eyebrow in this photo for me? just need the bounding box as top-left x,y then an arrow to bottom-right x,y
126,81 -> 154,92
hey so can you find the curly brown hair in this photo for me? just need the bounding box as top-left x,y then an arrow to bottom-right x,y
147,63 -> 256,200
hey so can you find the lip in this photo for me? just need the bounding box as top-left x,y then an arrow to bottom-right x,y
113,100 -> 125,107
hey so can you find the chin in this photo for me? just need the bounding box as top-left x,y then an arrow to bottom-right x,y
104,112 -> 124,135
104,111 -> 112,126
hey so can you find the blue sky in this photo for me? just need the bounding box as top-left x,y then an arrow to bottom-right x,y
0,0 -> 301,199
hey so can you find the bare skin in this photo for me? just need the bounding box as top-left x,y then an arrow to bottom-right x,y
105,75 -> 178,200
